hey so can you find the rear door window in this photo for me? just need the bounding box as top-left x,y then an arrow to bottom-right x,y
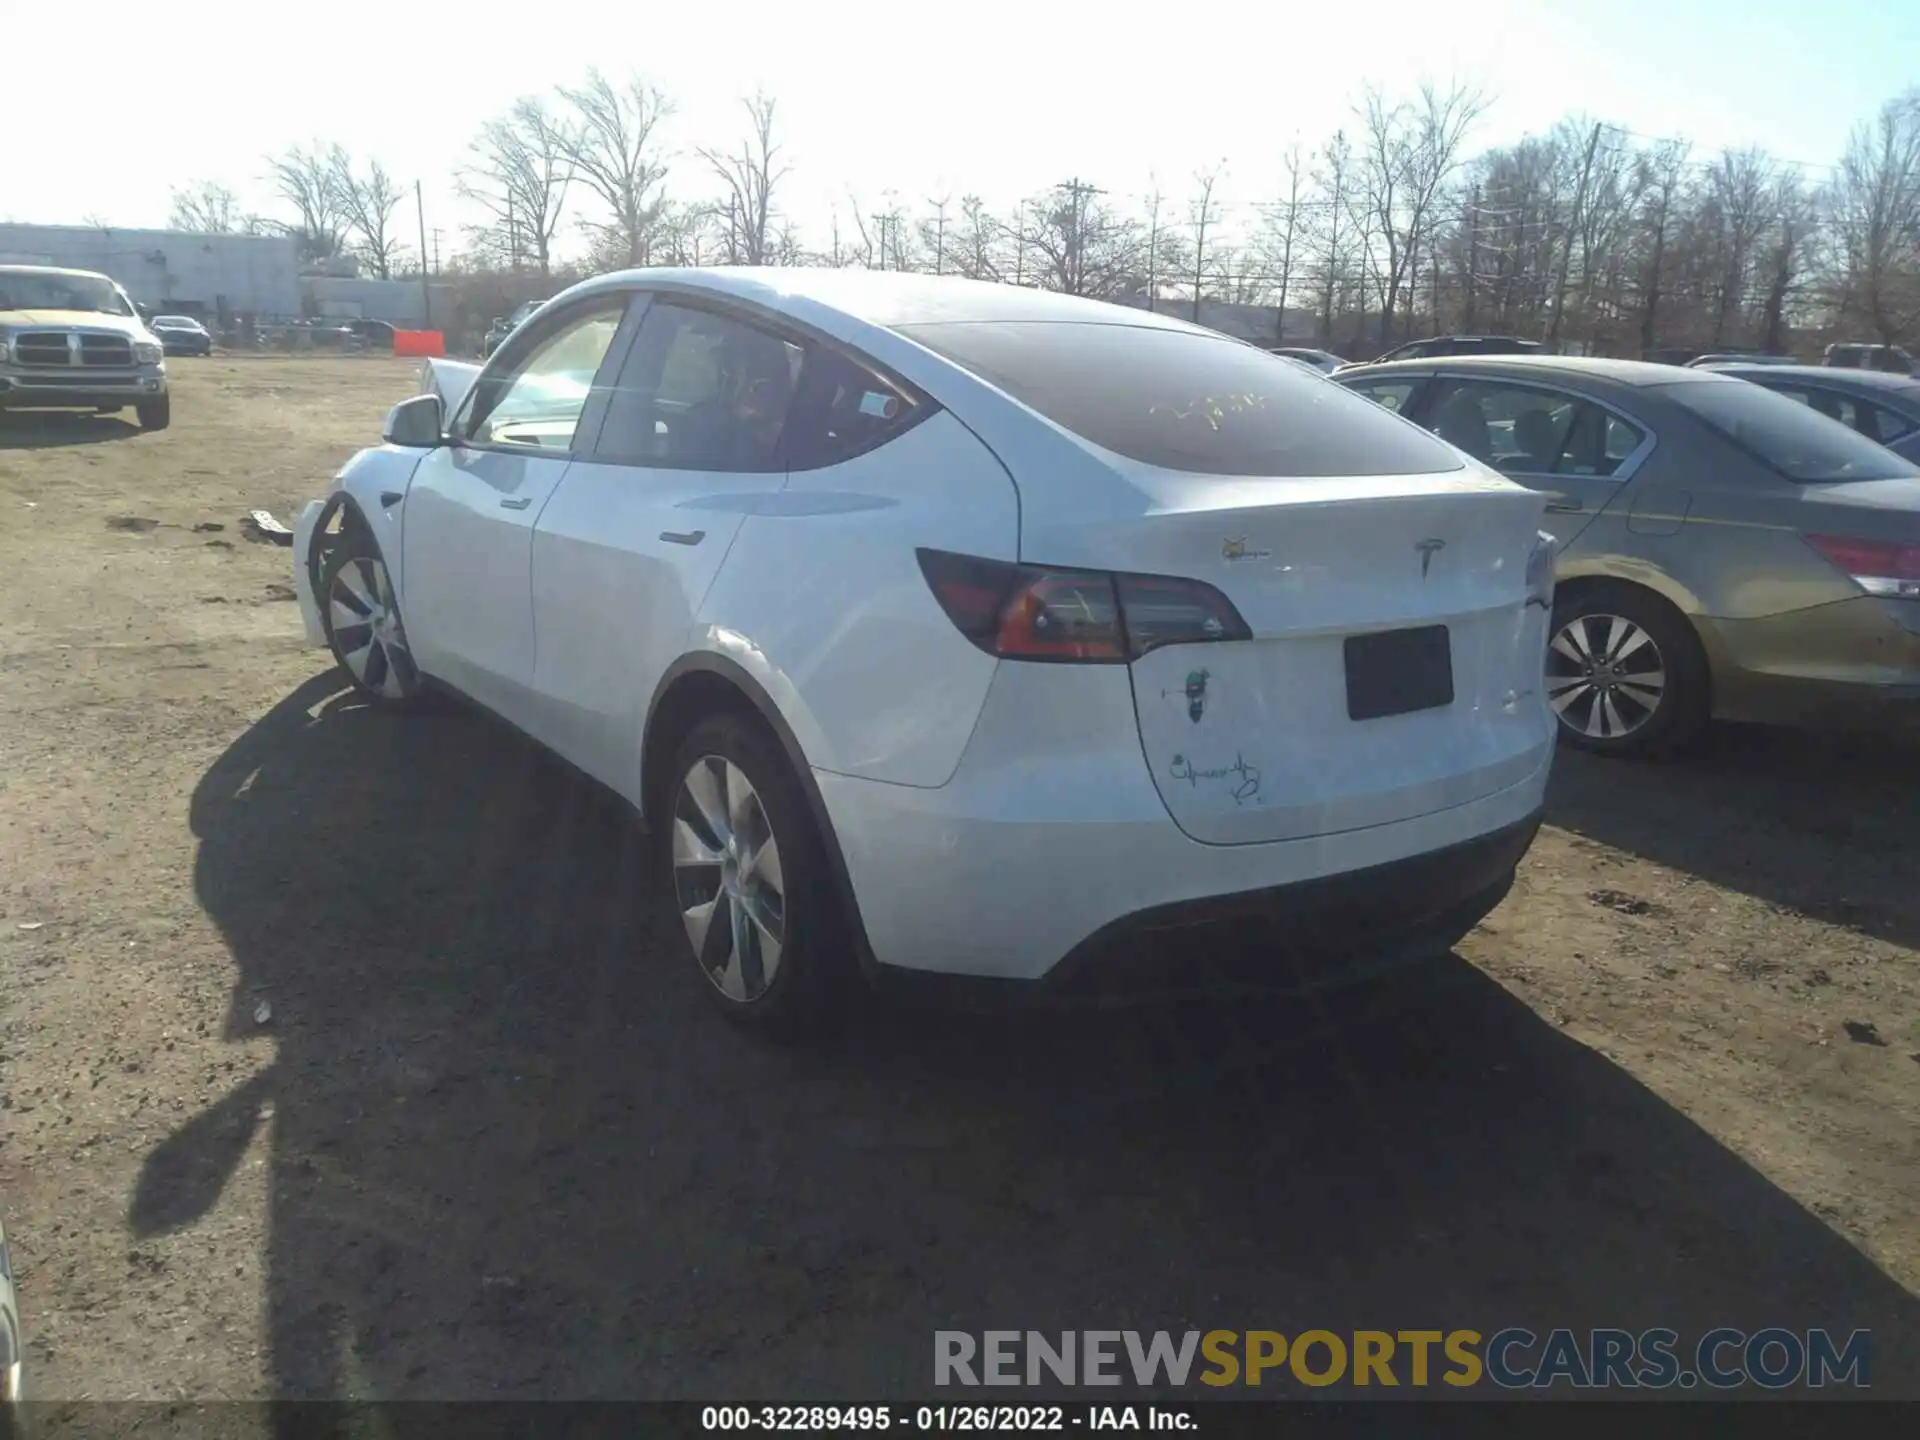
1422,379 -> 1644,478
1658,379 -> 1919,482
1342,377 -> 1425,415
779,347 -> 925,470
895,321 -> 1462,477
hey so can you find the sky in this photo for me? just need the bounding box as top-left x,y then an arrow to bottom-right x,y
7,0 -> 1917,259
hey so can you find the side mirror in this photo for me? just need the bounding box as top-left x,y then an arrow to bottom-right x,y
383,393 -> 445,448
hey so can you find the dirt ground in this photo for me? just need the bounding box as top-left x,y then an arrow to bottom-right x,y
1,356 -> 1917,1411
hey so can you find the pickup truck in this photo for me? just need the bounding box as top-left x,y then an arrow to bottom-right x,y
0,263 -> 171,429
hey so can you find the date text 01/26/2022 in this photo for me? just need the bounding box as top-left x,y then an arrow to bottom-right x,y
701,1405 -> 1194,1431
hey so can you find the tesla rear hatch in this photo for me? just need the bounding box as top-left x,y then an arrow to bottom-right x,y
905,320 -> 1556,845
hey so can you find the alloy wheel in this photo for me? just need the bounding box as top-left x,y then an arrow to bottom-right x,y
328,555 -> 418,699
673,755 -> 787,1003
1546,612 -> 1667,740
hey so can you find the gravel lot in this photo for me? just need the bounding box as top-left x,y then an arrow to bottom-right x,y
2,356 -> 1917,1408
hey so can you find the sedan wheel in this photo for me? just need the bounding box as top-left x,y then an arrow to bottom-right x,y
1546,612 -> 1666,741
325,551 -> 421,702
673,755 -> 787,1003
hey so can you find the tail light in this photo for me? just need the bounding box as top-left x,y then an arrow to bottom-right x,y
1804,534 -> 1920,599
916,548 -> 1251,663
1525,530 -> 1557,610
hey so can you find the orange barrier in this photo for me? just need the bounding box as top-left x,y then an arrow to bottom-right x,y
392,329 -> 446,358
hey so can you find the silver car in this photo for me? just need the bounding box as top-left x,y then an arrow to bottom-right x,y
1337,356 -> 1920,757
1703,362 -> 1920,466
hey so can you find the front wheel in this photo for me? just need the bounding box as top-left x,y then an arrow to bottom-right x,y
1546,586 -> 1709,758
136,396 -> 170,431
665,715 -> 851,1038
320,544 -> 427,707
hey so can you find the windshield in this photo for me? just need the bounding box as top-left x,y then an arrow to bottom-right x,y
0,271 -> 135,316
896,321 -> 1463,477
154,315 -> 198,327
1659,378 -> 1920,483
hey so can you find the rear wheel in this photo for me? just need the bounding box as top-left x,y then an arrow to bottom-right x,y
136,396 -> 170,431
1547,585 -> 1708,758
665,714 -> 850,1039
320,542 -> 426,707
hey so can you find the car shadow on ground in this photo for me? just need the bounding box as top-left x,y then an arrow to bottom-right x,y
1548,723 -> 1920,950
133,674 -> 1918,1417
0,412 -> 142,448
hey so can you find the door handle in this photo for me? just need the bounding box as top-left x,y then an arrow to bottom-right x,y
500,496 -> 533,511
1545,499 -> 1584,514
660,529 -> 706,546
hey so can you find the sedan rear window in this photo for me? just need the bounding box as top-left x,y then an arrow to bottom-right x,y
894,321 -> 1463,477
1658,379 -> 1919,483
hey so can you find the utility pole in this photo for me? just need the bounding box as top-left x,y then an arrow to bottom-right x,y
929,197 -> 948,276
1013,201 -> 1027,286
1547,121 -> 1604,348
1145,188 -> 1162,314
1058,178 -> 1104,295
415,180 -> 431,328
728,194 -> 739,265
507,194 -> 520,273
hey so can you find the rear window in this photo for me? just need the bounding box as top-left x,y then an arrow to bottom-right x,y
895,321 -> 1463,477
1658,379 -> 1919,483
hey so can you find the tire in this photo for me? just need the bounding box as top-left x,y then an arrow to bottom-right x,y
135,396 -> 170,431
664,714 -> 852,1039
318,538 -> 427,708
1547,583 -> 1710,758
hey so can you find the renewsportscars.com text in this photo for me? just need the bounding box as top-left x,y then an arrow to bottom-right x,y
934,1328 -> 1871,1390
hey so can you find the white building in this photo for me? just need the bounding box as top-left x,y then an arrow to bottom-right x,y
0,223 -> 300,318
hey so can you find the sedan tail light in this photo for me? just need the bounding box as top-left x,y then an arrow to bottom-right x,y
916,548 -> 1251,663
1803,533 -> 1920,599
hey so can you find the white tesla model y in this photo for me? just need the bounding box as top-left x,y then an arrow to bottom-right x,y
292,269 -> 1557,1034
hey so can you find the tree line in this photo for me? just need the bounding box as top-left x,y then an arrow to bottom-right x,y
167,74 -> 1920,356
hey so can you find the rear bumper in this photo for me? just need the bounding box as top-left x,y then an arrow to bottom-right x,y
817,663 -> 1553,985
1703,597 -> 1920,729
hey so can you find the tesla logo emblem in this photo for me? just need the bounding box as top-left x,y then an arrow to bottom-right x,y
1415,538 -> 1446,578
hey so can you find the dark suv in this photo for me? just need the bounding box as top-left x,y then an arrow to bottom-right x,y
1824,343 -> 1916,375
1338,335 -> 1541,372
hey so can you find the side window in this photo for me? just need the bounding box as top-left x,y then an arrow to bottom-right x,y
1426,380 -> 1643,478
596,301 -> 803,471
1346,379 -> 1420,415
780,346 -> 922,469
1865,402 -> 1916,443
457,301 -> 624,452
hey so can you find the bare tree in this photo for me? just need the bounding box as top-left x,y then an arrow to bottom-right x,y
944,196 -> 1007,282
1187,164 -> 1226,322
1354,80 -> 1488,342
1829,89 -> 1920,343
461,97 -> 577,276
700,92 -> 790,266
1307,131 -> 1356,342
1631,140 -> 1688,355
169,181 -> 244,234
265,144 -> 348,261
1759,169 -> 1817,352
1019,179 -> 1141,298
556,69 -> 673,267
329,149 -> 406,279
1259,142 -> 1306,333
